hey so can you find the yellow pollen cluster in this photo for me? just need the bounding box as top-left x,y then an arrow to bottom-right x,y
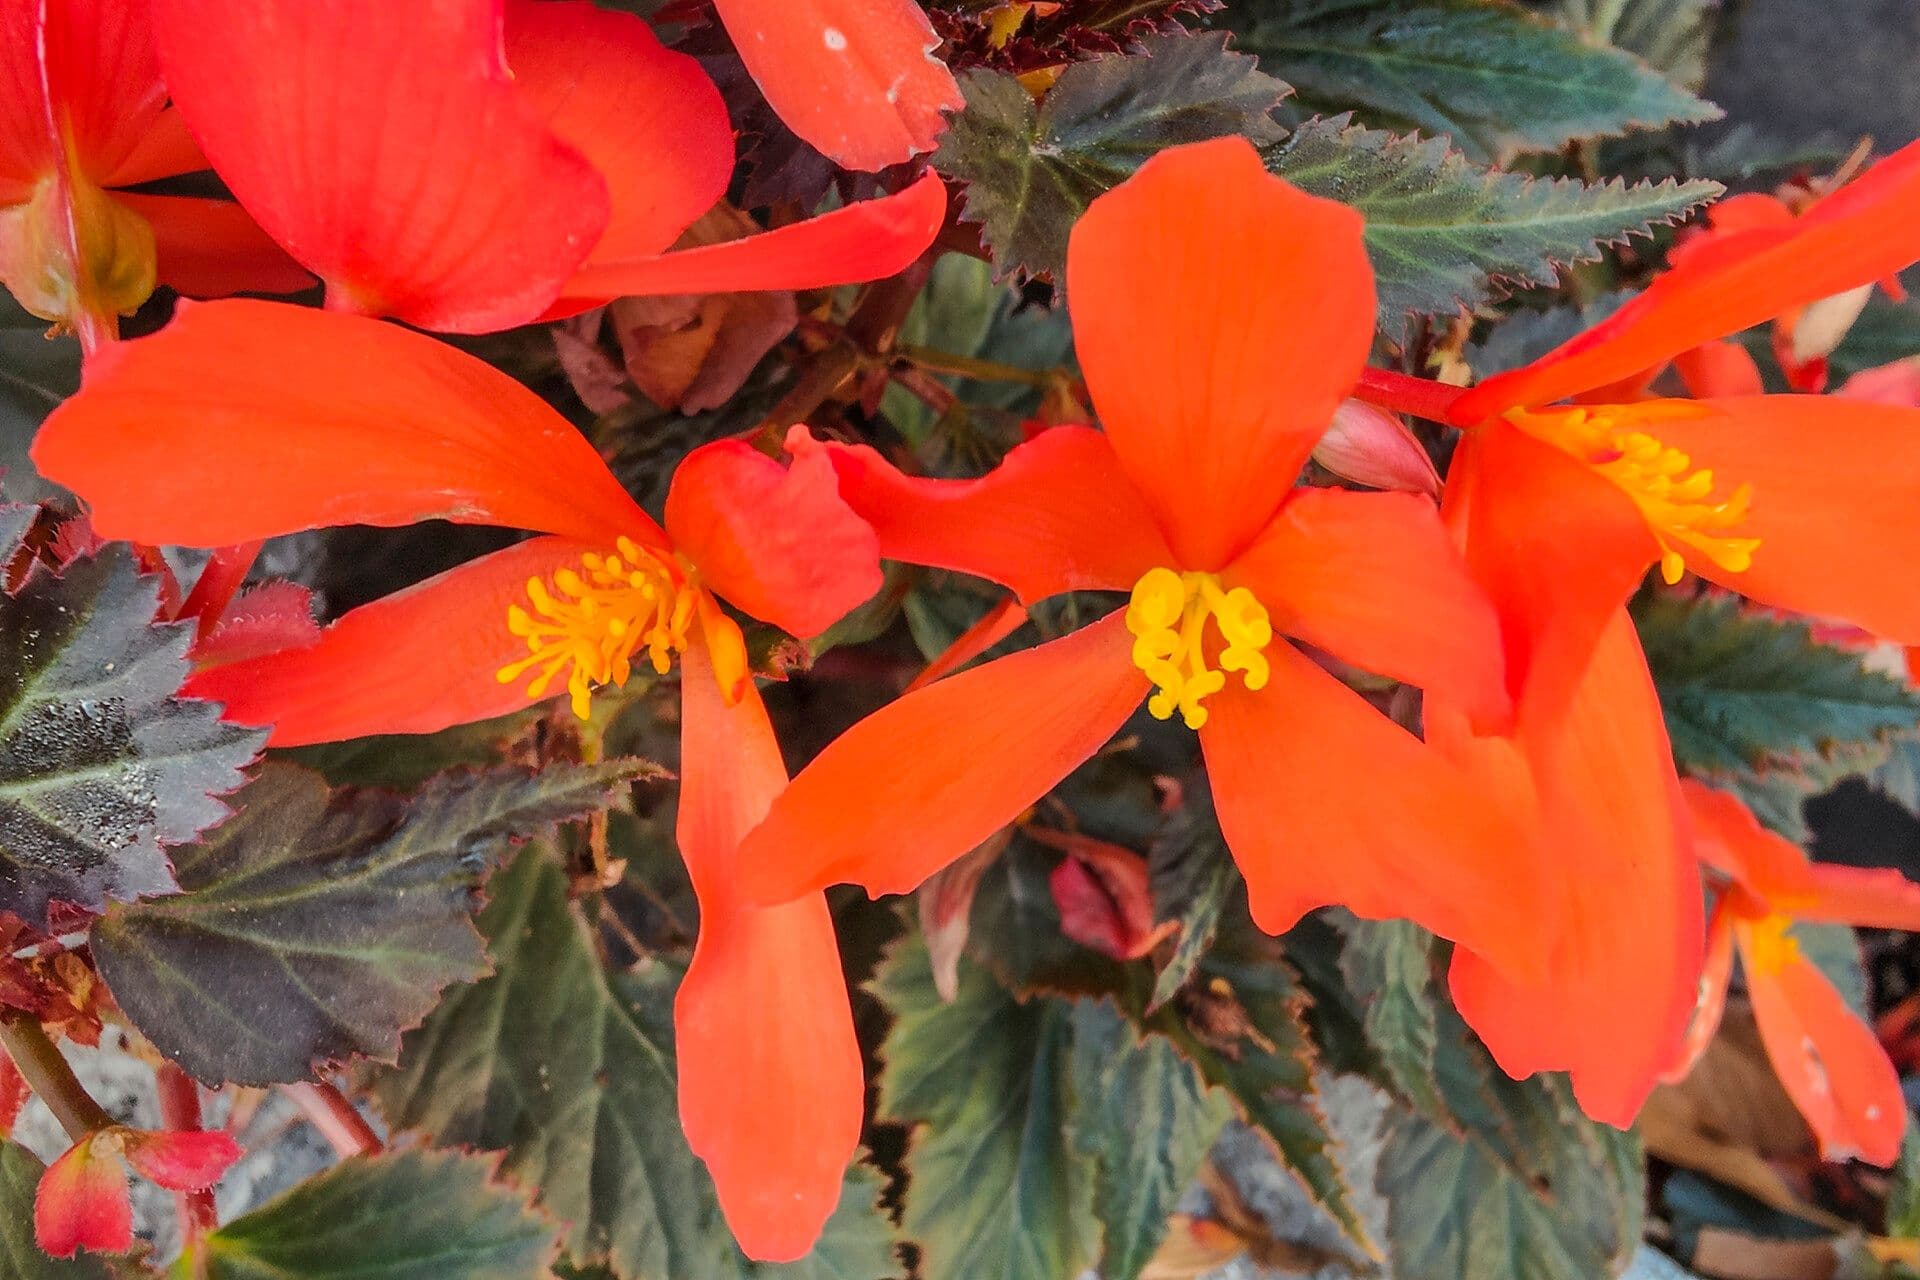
1124,568 -> 1273,730
1519,407 -> 1760,585
496,536 -> 695,719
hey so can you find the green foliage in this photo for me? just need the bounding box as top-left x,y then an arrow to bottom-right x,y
1337,915 -> 1443,1113
1266,118 -> 1717,334
1377,1007 -> 1644,1280
872,933 -> 1094,1280
0,1143 -> 116,1280
1145,789 -> 1242,1010
0,547 -> 261,925
1889,1129 -> 1920,1239
1068,1001 -> 1231,1280
935,33 -> 1288,278
93,759 -> 653,1084
1827,290 -> 1920,382
0,296 -> 80,504
376,848 -> 898,1280
195,1149 -> 556,1280
1556,0 -> 1717,90
1234,0 -> 1719,162
1633,591 -> 1920,775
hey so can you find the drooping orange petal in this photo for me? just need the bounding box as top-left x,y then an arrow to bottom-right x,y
1225,488 -> 1511,731
1673,339 -> 1764,399
1744,929 -> 1908,1165
675,637 -> 864,1262
1066,136 -> 1376,568
1444,417 -> 1659,731
117,193 -> 313,299
736,611 -> 1148,904
1679,777 -> 1819,903
1664,895 -> 1738,1083
556,171 -> 946,313
34,1136 -> 130,1258
1446,611 -> 1700,1126
1453,140 -> 1920,419
790,425 -> 1173,605
663,437 -> 881,638
1798,863 -> 1920,933
711,0 -> 960,172
151,0 -> 608,332
184,537 -> 598,746
1202,643 -> 1550,979
34,300 -> 656,548
1653,395 -> 1920,643
504,0 -> 731,267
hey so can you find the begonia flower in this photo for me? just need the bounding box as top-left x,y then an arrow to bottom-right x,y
0,0 -> 308,344
1674,780 -> 1920,1165
35,1125 -> 238,1257
31,298 -> 882,1262
731,137 -> 1556,980
148,0 -> 948,334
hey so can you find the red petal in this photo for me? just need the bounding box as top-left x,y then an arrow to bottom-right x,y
1200,644 -> 1549,980
1066,136 -> 1375,568
664,438 -> 881,639
1799,863 -> 1920,933
1673,339 -> 1764,399
1679,778 -> 1819,903
1226,488 -> 1510,731
1650,395 -> 1920,644
1445,611 -> 1701,1126
1453,141 -> 1920,418
34,300 -> 655,548
35,1136 -> 131,1258
1745,930 -> 1908,1165
184,537 -> 598,746
118,193 -> 313,299
737,611 -> 1147,904
1,0 -> 167,191
558,171 -> 946,311
122,1129 -> 240,1192
711,0 -> 960,171
151,0 -> 608,332
1042,833 -> 1161,961
504,0 -> 731,267
0,1048 -> 26,1136
792,425 -> 1172,606
99,107 -> 203,187
1664,895 -> 1738,1083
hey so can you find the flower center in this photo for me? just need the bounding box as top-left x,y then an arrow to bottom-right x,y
1124,568 -> 1273,731
1511,407 -> 1760,585
497,536 -> 696,719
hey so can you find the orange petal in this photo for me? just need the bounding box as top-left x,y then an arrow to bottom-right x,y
1199,644 -> 1548,980
1226,488 -> 1510,731
184,537 -> 598,746
675,637 -> 863,1261
118,193 -> 313,299
1066,136 -> 1376,568
35,1136 -> 130,1258
1653,395 -> 1920,643
121,1130 -> 240,1192
1744,929 -> 1908,1165
100,107 -> 204,188
1664,895 -> 1738,1083
34,300 -> 656,548
152,0 -> 608,332
1444,417 -> 1659,731
1673,339 -> 1764,399
558,171 -> 946,313
1679,778 -> 1819,903
3,0 -> 167,191
791,425 -> 1173,605
664,438 -> 881,639
711,0 -> 960,172
504,0 -> 731,266
1446,611 -> 1701,1126
1454,140 -> 1920,419
1800,863 -> 1920,933
737,611 -> 1148,904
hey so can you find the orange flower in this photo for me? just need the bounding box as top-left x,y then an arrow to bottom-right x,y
1675,780 -> 1920,1165
735,137 -> 1555,980
32,299 -> 883,1262
36,1126 -> 239,1257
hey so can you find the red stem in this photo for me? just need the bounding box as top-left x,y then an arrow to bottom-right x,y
176,540 -> 264,638
1353,366 -> 1469,424
155,1063 -> 219,1242
283,1082 -> 381,1158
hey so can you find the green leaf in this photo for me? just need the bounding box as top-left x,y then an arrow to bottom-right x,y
94,758 -> 652,1084
1234,0 -> 1719,163
1378,1008 -> 1643,1280
872,933 -> 1094,1280
1337,916 -> 1442,1113
1265,118 -> 1718,333
1888,1128 -> 1920,1238
0,548 -> 261,925
934,32 -> 1288,278
197,1149 -> 557,1280
1633,591 -> 1920,775
1556,0 -> 1716,90
0,295 -> 81,504
1146,791 -> 1242,1011
1068,1001 -> 1231,1280
375,847 -> 899,1279
1828,290 -> 1920,382
0,1142 -> 116,1280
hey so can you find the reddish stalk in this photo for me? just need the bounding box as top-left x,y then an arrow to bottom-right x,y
155,1063 -> 219,1242
0,1013 -> 110,1142
176,540 -> 265,638
282,1081 -> 382,1158
1352,365 -> 1470,424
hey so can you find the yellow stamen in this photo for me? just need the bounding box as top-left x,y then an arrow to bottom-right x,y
496,536 -> 696,719
1124,568 -> 1272,731
1510,406 -> 1761,584
1743,913 -> 1803,975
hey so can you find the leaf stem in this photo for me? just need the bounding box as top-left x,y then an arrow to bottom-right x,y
895,343 -> 1064,390
156,1063 -> 219,1242
0,1013 -> 111,1141
1351,365 -> 1469,424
